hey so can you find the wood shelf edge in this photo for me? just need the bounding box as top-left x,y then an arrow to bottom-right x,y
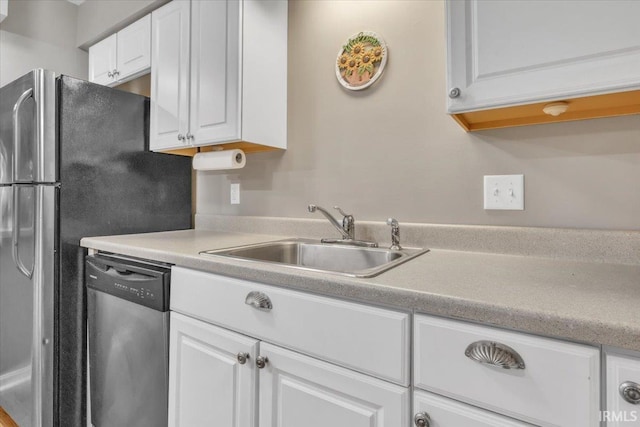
450,90 -> 640,132
156,141 -> 283,157
0,406 -> 19,427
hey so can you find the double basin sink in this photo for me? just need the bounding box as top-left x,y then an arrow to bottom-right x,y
201,238 -> 428,278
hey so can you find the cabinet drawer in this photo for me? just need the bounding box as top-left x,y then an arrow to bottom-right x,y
414,314 -> 600,427
171,267 -> 410,385
606,353 -> 640,426
414,390 -> 534,427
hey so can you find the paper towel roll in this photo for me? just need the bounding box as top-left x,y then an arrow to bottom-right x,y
192,149 -> 246,171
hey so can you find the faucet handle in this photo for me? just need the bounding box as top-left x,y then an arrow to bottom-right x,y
387,218 -> 402,250
334,206 -> 355,240
333,206 -> 351,217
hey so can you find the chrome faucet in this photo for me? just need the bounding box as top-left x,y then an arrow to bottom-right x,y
308,204 -> 377,247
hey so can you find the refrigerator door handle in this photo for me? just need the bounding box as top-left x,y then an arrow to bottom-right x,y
13,87 -> 34,182
12,185 -> 35,278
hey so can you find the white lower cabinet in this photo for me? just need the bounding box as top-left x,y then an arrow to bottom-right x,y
168,312 -> 258,427
605,352 -> 640,426
413,390 -> 534,427
414,314 -> 601,427
259,342 -> 409,427
169,268 -> 410,426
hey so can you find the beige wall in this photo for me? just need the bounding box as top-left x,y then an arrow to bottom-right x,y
0,0 -> 87,86
196,0 -> 640,231
76,0 -> 168,48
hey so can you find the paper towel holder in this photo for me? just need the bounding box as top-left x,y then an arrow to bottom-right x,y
192,149 -> 247,171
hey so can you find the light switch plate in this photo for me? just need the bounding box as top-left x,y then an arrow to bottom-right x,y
484,175 -> 524,210
230,183 -> 240,205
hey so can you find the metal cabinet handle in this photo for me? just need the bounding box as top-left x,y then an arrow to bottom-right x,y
256,356 -> 269,369
237,352 -> 250,365
245,291 -> 273,311
177,134 -> 185,141
620,381 -> 640,405
12,186 -> 35,278
449,87 -> 461,98
186,132 -> 194,140
465,341 -> 525,370
414,412 -> 431,427
13,88 -> 33,182
113,69 -> 119,77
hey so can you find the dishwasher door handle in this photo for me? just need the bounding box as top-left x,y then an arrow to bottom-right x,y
86,259 -> 161,284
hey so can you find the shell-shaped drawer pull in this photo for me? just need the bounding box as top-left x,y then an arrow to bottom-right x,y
620,381 -> 640,404
414,412 -> 431,427
464,340 -> 525,370
245,291 -> 273,311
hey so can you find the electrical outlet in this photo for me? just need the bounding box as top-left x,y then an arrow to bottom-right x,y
484,175 -> 524,210
230,183 -> 240,205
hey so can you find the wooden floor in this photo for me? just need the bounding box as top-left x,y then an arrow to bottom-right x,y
0,406 -> 19,427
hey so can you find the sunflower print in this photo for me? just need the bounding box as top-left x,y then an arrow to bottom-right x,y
337,53 -> 350,69
350,42 -> 366,56
336,32 -> 386,89
358,50 -> 375,75
370,46 -> 383,63
345,55 -> 361,75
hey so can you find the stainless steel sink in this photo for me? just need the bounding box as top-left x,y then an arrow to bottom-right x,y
200,239 -> 429,277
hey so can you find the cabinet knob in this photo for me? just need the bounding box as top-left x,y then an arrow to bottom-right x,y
237,352 -> 250,365
449,87 -> 461,98
177,134 -> 185,141
620,381 -> 640,405
113,69 -> 120,77
256,356 -> 269,369
245,291 -> 273,311
107,71 -> 113,78
414,412 -> 431,427
186,132 -> 194,140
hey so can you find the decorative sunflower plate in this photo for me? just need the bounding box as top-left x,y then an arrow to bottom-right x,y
336,31 -> 387,91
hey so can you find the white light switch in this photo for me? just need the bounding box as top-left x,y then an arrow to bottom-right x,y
484,175 -> 524,210
230,183 -> 240,205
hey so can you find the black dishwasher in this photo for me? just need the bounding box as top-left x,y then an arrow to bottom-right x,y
85,253 -> 171,427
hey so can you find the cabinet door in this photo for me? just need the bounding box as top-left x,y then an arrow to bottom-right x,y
414,390 -> 535,427
606,353 -> 640,426
116,15 -> 151,83
168,312 -> 258,427
259,343 -> 409,427
150,0 -> 191,151
447,0 -> 640,113
189,0 -> 241,146
88,34 -> 117,86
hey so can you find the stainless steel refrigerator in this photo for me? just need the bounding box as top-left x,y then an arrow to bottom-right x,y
0,70 -> 192,427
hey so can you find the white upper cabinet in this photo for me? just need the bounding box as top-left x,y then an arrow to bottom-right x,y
88,34 -> 117,86
189,0 -> 241,145
149,0 -> 191,151
88,15 -> 151,87
116,15 -> 152,81
149,0 -> 287,152
446,0 -> 640,130
0,0 -> 7,23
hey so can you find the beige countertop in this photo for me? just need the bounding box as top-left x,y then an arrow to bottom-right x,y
81,228 -> 640,352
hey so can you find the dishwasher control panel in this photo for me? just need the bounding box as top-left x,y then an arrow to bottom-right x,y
85,254 -> 170,311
